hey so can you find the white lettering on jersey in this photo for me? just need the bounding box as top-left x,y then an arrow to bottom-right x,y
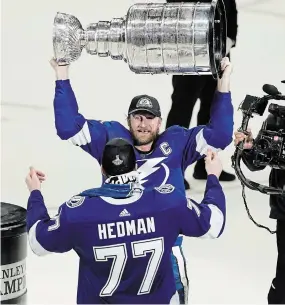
47,208 -> 62,231
160,142 -> 172,156
186,199 -> 201,217
98,217 -> 156,240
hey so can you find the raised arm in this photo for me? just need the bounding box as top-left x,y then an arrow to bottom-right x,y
27,191 -> 73,255
50,59 -> 109,161
25,168 -> 73,255
181,57 -> 234,167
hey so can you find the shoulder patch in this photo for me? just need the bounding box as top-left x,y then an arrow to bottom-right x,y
66,196 -> 85,208
155,184 -> 175,194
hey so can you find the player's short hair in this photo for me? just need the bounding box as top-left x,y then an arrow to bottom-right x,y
102,138 -> 136,176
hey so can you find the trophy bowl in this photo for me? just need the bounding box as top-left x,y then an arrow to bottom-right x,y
53,12 -> 86,65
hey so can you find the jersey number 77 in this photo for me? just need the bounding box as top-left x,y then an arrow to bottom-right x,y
93,237 -> 164,296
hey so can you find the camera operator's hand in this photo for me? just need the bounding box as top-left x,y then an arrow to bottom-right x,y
50,58 -> 69,80
205,149 -> 222,178
234,128 -> 253,149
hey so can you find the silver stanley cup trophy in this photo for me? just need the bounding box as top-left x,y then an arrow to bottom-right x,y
53,0 -> 226,78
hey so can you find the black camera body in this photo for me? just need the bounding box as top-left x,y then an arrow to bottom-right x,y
252,103 -> 285,169
232,82 -> 285,196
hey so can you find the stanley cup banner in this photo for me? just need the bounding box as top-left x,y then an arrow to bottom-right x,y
53,0 -> 227,78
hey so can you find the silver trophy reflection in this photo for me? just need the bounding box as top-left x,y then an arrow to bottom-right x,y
53,0 -> 226,78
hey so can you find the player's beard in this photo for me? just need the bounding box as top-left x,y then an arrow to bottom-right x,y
130,127 -> 159,146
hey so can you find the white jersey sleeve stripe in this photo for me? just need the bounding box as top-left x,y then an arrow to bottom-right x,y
69,121 -> 91,146
195,129 -> 221,156
199,204 -> 224,239
28,220 -> 52,256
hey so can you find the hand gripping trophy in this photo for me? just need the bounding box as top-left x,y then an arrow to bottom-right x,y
52,0 -> 227,78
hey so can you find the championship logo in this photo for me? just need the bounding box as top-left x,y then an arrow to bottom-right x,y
136,97 -> 153,108
112,155 -> 123,166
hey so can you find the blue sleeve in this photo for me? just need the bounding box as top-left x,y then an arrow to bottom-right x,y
53,79 -> 109,161
182,91 -> 234,167
26,190 -> 73,255
177,174 -> 226,238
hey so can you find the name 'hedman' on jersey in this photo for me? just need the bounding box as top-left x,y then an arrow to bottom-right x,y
98,217 -> 155,240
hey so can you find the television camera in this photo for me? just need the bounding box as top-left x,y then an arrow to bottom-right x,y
231,81 -> 285,233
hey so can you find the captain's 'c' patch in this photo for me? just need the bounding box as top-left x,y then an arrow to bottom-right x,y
66,196 -> 85,208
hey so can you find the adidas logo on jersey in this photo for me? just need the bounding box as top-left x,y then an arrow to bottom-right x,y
119,209 -> 131,217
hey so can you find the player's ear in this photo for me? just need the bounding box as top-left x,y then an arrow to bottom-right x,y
156,117 -> 161,130
127,116 -> 132,128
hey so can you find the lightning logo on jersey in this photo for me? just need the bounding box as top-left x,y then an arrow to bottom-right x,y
137,157 -> 169,187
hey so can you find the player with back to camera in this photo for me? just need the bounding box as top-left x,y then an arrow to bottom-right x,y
49,56 -> 234,304
25,138 -> 226,304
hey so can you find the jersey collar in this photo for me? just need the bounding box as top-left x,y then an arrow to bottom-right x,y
105,171 -> 139,185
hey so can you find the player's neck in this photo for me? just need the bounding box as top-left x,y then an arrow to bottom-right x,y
135,143 -> 153,153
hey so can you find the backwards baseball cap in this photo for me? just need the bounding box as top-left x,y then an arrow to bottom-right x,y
102,138 -> 136,176
128,94 -> 161,117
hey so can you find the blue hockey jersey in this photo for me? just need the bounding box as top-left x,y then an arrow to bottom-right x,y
53,80 -> 234,195
27,173 -> 226,304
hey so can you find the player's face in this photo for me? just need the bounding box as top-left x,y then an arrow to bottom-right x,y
128,112 -> 161,146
